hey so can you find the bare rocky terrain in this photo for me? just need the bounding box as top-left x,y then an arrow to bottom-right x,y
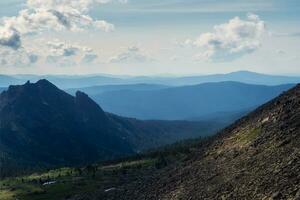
100,84 -> 300,200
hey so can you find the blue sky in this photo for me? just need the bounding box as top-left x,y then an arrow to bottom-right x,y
0,0 -> 299,75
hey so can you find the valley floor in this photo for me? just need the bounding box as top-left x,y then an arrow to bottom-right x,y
0,158 -> 159,200
0,138 -> 195,200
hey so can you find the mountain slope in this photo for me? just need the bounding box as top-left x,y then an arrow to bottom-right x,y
106,84 -> 300,199
0,87 -> 6,93
0,80 -> 134,175
92,82 -> 294,120
0,80 -> 218,177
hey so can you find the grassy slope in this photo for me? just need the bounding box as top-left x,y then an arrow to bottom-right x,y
0,159 -> 157,200
0,137 -> 205,200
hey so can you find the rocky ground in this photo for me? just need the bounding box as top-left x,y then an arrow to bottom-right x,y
101,84 -> 300,200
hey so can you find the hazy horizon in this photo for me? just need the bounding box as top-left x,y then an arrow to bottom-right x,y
1,70 -> 300,78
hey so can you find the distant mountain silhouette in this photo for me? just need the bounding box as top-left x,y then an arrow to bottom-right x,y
1,71 -> 300,88
0,75 -> 24,87
66,84 -> 169,96
0,80 -> 217,177
139,71 -> 300,86
92,82 -> 294,120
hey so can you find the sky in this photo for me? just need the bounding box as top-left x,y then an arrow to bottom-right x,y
0,0 -> 299,76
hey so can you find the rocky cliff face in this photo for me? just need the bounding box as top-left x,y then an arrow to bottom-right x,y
0,80 -> 134,176
106,84 -> 300,200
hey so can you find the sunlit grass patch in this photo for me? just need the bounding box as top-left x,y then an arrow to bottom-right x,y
233,127 -> 261,145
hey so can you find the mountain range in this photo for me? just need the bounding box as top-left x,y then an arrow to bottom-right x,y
3,72 -> 295,124
90,82 -> 294,120
0,80 -> 220,177
0,80 -> 299,199
66,83 -> 169,96
1,71 -> 300,89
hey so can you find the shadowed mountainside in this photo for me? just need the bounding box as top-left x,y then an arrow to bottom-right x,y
0,80 -> 220,177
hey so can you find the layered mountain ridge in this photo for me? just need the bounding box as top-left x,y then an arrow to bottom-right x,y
91,81 -> 293,120
0,80 -> 218,177
0,80 -> 299,199
1,71 -> 300,88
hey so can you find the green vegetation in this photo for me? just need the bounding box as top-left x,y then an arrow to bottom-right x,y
233,127 -> 261,145
0,137 -> 208,200
0,159 -> 156,200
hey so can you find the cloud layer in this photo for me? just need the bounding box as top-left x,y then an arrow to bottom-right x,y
0,48 -> 38,67
0,0 -> 115,50
109,46 -> 153,63
0,27 -> 21,49
0,0 -> 123,67
46,40 -> 99,66
186,13 -> 266,62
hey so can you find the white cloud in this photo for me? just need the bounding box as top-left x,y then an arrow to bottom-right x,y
0,27 -> 21,49
47,40 -> 81,57
82,53 -> 98,63
0,48 -> 39,67
0,37 -> 100,67
185,13 -> 266,62
45,40 -> 99,66
0,0 -> 118,50
109,46 -> 153,63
